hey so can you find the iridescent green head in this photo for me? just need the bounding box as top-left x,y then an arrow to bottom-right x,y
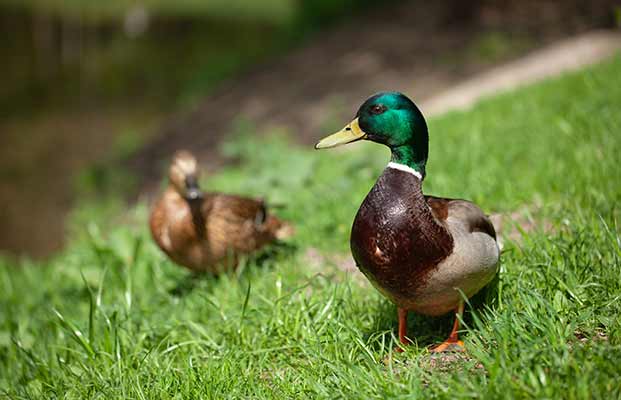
315,92 -> 429,176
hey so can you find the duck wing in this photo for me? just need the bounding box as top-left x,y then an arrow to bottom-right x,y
425,196 -> 496,240
205,193 -> 267,227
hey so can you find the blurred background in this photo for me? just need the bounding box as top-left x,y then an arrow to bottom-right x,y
0,0 -> 618,258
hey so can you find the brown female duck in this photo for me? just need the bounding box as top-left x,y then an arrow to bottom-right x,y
315,92 -> 499,352
149,150 -> 293,273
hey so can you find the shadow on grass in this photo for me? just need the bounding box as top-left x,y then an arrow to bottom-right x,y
363,277 -> 500,351
364,302 -> 455,350
168,273 -> 209,297
168,241 -> 298,297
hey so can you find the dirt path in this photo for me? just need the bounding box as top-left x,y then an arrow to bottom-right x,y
421,31 -> 621,115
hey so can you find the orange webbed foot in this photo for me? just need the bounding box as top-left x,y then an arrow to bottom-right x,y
430,339 -> 465,353
394,342 -> 410,353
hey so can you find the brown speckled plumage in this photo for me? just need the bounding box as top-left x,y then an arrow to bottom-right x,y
149,151 -> 292,273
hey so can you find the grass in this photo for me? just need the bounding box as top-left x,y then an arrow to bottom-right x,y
2,56 -> 621,398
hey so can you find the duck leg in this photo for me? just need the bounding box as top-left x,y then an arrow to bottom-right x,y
395,307 -> 410,352
431,300 -> 465,353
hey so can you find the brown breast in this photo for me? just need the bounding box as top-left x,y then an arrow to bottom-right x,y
350,168 -> 454,307
149,189 -> 210,271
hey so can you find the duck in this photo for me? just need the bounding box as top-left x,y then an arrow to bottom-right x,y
315,92 -> 499,352
149,150 -> 293,273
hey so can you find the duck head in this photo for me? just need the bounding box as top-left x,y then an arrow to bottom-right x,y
169,150 -> 203,201
315,92 -> 429,177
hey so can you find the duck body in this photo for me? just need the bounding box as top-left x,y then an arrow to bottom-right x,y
150,189 -> 287,273
351,165 -> 499,316
315,91 -> 500,351
149,151 -> 292,273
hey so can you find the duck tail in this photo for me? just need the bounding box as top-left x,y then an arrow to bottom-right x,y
265,215 -> 295,240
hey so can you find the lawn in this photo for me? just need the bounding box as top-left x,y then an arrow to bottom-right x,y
1,56 -> 620,399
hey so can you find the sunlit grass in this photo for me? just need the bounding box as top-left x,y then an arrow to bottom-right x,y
1,56 -> 620,398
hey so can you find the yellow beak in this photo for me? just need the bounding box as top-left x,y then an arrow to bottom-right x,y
314,118 -> 367,149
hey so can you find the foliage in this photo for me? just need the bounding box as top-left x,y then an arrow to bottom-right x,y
1,57 -> 620,398
1,0 -> 385,113
0,0 -> 295,23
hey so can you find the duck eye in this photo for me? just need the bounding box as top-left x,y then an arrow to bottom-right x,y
370,105 -> 386,115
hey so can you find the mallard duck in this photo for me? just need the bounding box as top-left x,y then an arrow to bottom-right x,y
149,150 -> 293,273
315,92 -> 499,352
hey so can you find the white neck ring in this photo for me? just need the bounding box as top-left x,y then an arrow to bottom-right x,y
387,162 -> 423,180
